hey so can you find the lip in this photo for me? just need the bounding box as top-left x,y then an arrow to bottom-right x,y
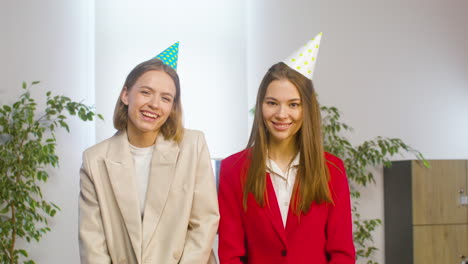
272,121 -> 291,131
140,110 -> 159,121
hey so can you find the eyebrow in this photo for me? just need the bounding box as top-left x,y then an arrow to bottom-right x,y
139,86 -> 175,98
264,96 -> 301,102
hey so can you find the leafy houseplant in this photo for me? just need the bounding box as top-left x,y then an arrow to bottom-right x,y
320,105 -> 427,264
0,82 -> 102,264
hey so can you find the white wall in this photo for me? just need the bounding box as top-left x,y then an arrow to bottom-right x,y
3,1 -> 467,263
95,0 -> 247,159
0,1 -> 94,263
246,0 -> 468,263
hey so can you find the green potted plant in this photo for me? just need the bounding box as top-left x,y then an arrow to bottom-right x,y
0,81 -> 102,264
321,105 -> 427,263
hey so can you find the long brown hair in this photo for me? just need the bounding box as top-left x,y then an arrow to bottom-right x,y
244,62 -> 332,215
113,59 -> 184,142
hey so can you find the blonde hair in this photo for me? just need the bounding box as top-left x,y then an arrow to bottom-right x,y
113,59 -> 184,142
245,62 -> 332,214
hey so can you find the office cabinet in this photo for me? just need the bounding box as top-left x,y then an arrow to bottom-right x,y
384,160 -> 468,264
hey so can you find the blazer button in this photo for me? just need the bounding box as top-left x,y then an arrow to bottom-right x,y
281,249 -> 287,256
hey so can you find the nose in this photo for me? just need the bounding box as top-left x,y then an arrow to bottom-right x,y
148,95 -> 160,109
275,105 -> 288,119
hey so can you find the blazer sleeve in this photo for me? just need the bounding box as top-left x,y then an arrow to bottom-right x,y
179,132 -> 220,264
325,157 -> 356,263
218,158 -> 246,264
78,151 -> 111,264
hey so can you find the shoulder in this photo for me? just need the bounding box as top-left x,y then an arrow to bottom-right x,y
178,129 -> 206,150
220,149 -> 250,173
82,130 -> 122,158
180,128 -> 203,142
222,149 -> 250,166
325,152 -> 346,177
218,149 -> 250,189
324,152 -> 350,198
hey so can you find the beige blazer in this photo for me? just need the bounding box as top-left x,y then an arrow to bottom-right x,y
79,129 -> 219,264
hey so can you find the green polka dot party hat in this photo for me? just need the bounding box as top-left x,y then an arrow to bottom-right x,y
283,32 -> 322,80
153,42 -> 179,70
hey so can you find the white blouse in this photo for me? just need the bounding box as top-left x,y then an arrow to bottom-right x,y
129,143 -> 154,218
266,154 -> 300,227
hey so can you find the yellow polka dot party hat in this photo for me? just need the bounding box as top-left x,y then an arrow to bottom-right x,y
153,42 -> 179,70
283,32 -> 322,80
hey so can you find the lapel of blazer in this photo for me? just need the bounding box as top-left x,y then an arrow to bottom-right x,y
285,201 -> 299,237
104,130 -> 142,262
141,134 -> 180,251
263,174 -> 288,247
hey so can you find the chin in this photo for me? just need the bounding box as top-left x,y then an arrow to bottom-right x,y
135,124 -> 161,134
271,134 -> 290,142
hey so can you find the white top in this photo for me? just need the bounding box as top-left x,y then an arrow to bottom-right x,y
129,143 -> 154,218
266,154 -> 300,227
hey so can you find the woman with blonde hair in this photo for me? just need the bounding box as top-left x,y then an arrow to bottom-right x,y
79,43 -> 219,264
218,35 -> 355,263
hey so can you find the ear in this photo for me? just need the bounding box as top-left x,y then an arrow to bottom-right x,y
120,87 -> 129,105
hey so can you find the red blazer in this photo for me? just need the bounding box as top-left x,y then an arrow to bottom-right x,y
218,149 -> 355,264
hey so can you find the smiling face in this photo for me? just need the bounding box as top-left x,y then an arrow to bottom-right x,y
262,78 -> 303,146
120,70 -> 176,143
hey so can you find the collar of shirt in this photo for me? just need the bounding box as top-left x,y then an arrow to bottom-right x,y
129,143 -> 154,156
266,153 -> 300,181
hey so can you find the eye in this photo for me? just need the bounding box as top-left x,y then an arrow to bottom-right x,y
162,96 -> 173,103
290,102 -> 301,108
141,90 -> 151,95
265,101 -> 277,106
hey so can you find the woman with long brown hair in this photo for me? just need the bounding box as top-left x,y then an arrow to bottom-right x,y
218,35 -> 355,263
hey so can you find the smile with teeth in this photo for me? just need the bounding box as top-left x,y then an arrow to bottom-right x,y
141,111 -> 159,119
272,121 -> 291,131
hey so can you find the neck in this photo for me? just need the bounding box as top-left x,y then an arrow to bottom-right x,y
268,137 -> 298,164
126,124 -> 158,148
